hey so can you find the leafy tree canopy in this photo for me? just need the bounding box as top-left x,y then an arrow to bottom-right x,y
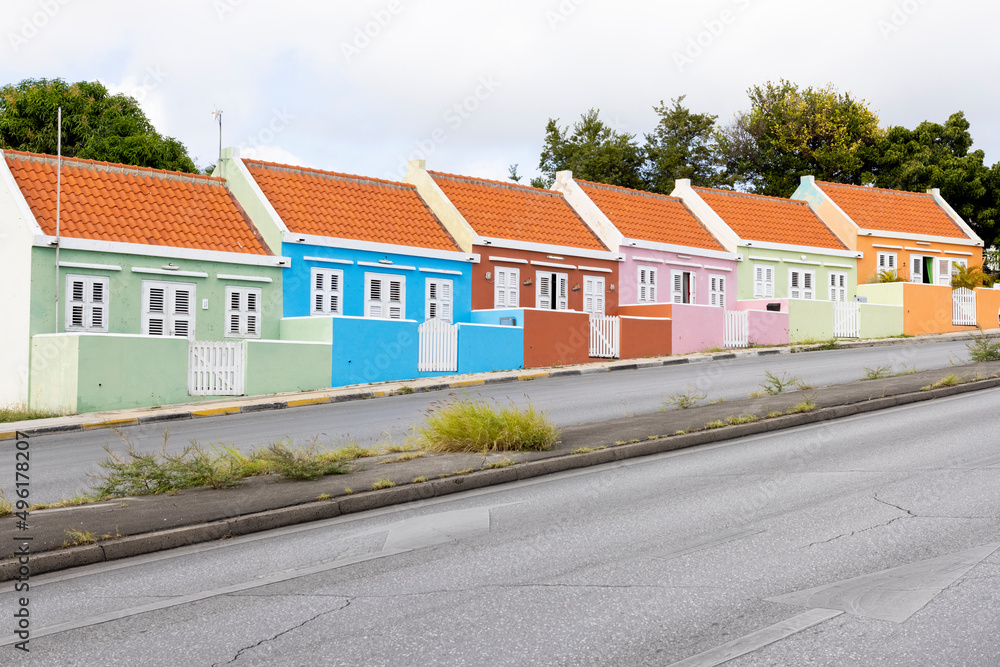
716,79 -> 883,197
537,108 -> 646,190
643,95 -> 731,191
873,112 -> 999,250
0,78 -> 198,173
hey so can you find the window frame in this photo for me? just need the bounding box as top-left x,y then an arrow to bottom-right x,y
494,267 -> 519,308
310,267 -> 343,316
637,266 -> 658,303
671,270 -> 696,304
582,275 -> 605,315
753,264 -> 774,299
708,274 -> 726,307
225,286 -> 262,339
141,280 -> 196,338
788,268 -> 815,300
64,273 -> 110,333
876,251 -> 897,273
425,277 -> 453,322
536,271 -> 569,310
364,272 -> 405,320
828,271 -> 847,302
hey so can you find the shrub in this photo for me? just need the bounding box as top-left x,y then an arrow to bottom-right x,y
417,397 -> 559,453
951,264 -> 989,290
760,370 -> 802,395
967,330 -> 1000,362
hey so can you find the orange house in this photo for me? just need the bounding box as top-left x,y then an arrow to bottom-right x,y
792,176 -> 984,284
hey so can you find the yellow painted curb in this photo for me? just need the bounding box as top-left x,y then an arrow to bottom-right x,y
372,391 -> 387,397
0,431 -> 16,442
191,407 -> 241,417
449,380 -> 485,388
518,373 -> 550,381
82,418 -> 139,430
286,397 -> 331,408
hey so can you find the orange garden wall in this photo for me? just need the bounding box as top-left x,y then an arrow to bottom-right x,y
522,309 -> 592,367
620,316 -> 672,358
975,288 -> 1000,330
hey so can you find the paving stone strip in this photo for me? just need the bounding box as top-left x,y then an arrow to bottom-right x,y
2,359 -> 999,580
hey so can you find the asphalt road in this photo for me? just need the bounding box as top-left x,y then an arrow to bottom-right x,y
5,338 -> 978,504
3,338 -> 982,504
5,387 -> 998,665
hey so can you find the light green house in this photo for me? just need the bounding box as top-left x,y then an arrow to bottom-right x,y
671,180 -> 900,341
0,150 -> 330,414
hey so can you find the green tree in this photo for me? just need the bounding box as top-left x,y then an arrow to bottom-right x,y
643,95 -> 730,192
0,78 -> 198,173
717,80 -> 883,196
872,112 -> 999,250
537,108 -> 646,190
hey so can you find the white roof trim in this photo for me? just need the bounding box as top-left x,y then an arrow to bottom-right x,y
0,151 -> 44,235
872,244 -> 903,250
905,246 -> 940,253
233,156 -> 291,234
531,260 -> 577,270
858,228 -> 981,246
703,265 -> 732,272
577,265 -> 613,274
419,267 -> 463,275
782,259 -> 822,266
740,239 -> 862,259
474,235 -> 622,262
357,261 -> 416,271
664,260 -> 703,268
284,231 -> 477,262
621,237 -> 737,261
34,235 -> 289,267
632,256 -> 664,264
823,263 -> 853,269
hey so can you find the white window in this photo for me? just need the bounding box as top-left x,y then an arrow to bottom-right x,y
877,251 -> 896,272
225,286 -> 261,338
828,272 -> 847,301
708,275 -> 726,307
494,267 -> 519,308
365,273 -> 405,319
65,274 -> 109,333
141,280 -> 195,338
637,266 -> 657,303
425,278 -> 453,322
583,276 -> 605,315
789,269 -> 815,300
536,271 -> 568,310
671,270 -> 696,304
753,264 -> 774,298
937,257 -> 966,286
910,254 -> 927,284
311,268 -> 343,316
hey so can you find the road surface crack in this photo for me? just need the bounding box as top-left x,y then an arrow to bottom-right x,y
802,495 -> 918,548
872,494 -> 917,517
212,598 -> 352,665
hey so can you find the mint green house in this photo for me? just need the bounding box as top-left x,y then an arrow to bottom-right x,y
0,150 -> 330,414
672,180 -> 899,342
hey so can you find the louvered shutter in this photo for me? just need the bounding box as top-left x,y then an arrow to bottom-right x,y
537,273 -> 551,309
388,278 -> 404,319
171,285 -> 194,337
671,271 -> 683,304
911,256 -> 923,283
226,286 -> 262,337
688,273 -> 697,304
65,275 -> 109,332
789,270 -> 801,299
494,267 -> 519,308
937,258 -> 953,286
802,271 -> 814,300
143,282 -> 167,336
426,278 -> 453,322
556,274 -> 568,310
311,268 -> 343,316
367,276 -> 383,318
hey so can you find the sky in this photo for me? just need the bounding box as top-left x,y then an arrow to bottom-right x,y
3,0 -> 998,184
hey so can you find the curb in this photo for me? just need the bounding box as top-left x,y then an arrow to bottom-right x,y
3,331 -> 993,442
5,374 -> 999,581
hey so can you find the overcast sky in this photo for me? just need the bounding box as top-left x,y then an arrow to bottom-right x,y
4,0 -> 997,185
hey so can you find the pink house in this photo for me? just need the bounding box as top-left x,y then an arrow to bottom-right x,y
555,172 -> 742,353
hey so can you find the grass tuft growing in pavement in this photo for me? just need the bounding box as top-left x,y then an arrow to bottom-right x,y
0,491 -> 11,518
661,387 -> 707,410
966,330 -> 1000,362
922,374 -> 961,391
417,396 -> 559,454
0,403 -> 65,423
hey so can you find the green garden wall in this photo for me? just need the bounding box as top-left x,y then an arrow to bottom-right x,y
245,340 -> 332,396
788,299 -> 834,343
858,304 -> 904,339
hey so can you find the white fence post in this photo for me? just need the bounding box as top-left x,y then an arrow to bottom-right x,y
418,319 -> 458,372
833,302 -> 860,338
952,287 -> 976,325
723,310 -> 749,348
188,341 -> 246,396
589,315 -> 620,358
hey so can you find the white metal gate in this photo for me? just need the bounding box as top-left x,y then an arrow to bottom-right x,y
723,310 -> 749,348
833,301 -> 860,338
953,287 -> 976,325
418,318 -> 458,372
189,341 -> 246,396
589,315 -> 620,358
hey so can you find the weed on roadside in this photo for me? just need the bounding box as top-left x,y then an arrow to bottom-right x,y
0,491 -> 11,518
63,529 -> 97,548
371,479 -> 395,490
412,476 -> 427,484
966,330 -> 1000,362
922,374 -> 961,391
725,414 -> 760,425
0,403 -> 65,423
661,387 -> 707,410
786,400 -> 817,414
760,370 -> 802,395
417,396 -> 559,453
487,458 -> 516,469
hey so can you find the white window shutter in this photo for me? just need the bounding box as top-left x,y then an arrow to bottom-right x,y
689,273 -> 697,304
425,278 -> 452,322
556,274 -> 568,310
537,273 -> 551,309
311,268 -> 343,316
671,271 -> 683,304
388,279 -> 404,319
65,274 -> 109,333
937,258 -> 952,286
911,256 -> 922,283
494,267 -> 519,308
171,285 -> 193,338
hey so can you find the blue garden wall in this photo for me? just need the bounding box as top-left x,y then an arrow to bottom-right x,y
457,323 -> 523,374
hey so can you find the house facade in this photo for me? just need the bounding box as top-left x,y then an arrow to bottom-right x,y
0,150 -> 333,414
403,161 -> 655,366
216,149 -> 521,385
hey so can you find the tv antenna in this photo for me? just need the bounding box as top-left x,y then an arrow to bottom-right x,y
211,106 -> 223,165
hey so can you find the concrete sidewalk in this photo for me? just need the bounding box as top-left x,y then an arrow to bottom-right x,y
3,328 -> 995,442
3,357 -> 999,580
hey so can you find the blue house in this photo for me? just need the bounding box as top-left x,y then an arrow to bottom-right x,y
217,148 -> 522,386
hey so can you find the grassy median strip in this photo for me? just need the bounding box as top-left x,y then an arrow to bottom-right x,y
417,396 -> 560,453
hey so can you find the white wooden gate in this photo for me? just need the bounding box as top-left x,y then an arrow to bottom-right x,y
723,310 -> 749,348
589,315 -> 620,358
953,287 -> 977,325
418,318 -> 458,372
833,301 -> 860,338
189,341 -> 246,396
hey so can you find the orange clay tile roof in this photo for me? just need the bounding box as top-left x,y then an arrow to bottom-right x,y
429,171 -> 607,252
576,180 -> 726,252
815,181 -> 969,239
243,160 -> 460,252
692,186 -> 847,250
5,150 -> 269,255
